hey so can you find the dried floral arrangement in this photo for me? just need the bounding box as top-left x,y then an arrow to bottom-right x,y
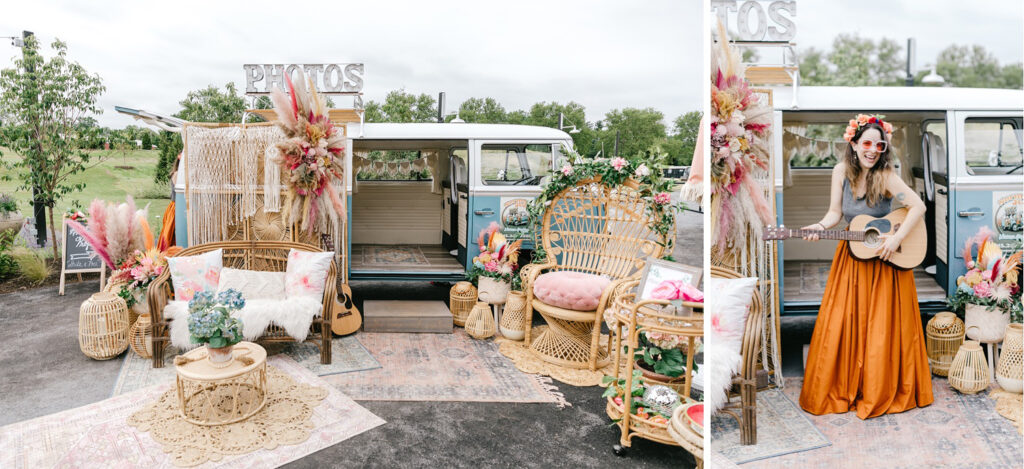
269,70 -> 346,233
469,222 -> 523,285
948,226 -> 1022,323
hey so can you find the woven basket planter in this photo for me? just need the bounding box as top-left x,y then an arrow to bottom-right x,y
450,281 -> 477,327
926,312 -> 965,377
477,276 -> 510,304
78,292 -> 130,360
465,302 -> 496,339
996,323 -> 1023,393
965,303 -> 1010,344
949,340 -> 989,394
499,291 -> 528,340
129,313 -> 154,358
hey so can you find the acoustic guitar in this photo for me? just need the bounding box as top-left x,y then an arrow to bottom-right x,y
321,234 -> 362,335
762,207 -> 926,269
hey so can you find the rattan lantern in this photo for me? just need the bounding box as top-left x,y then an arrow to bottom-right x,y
450,281 -> 478,327
465,302 -> 496,339
948,340 -> 989,394
926,312 -> 965,377
129,313 -> 154,358
78,292 -> 130,360
996,323 -> 1023,393
499,291 -> 528,340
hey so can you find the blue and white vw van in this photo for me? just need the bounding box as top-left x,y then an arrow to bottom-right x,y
768,86 -> 1023,315
171,123 -> 573,282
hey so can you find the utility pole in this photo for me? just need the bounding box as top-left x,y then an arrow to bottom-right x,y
905,38 -> 916,87
23,30 -> 46,247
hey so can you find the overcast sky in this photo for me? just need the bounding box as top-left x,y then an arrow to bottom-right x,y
0,0 -> 702,129
757,1 -> 1023,72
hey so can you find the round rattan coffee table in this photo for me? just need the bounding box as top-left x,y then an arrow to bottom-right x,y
174,341 -> 268,426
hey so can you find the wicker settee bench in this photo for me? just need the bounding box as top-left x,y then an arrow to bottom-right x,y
146,240 -> 336,368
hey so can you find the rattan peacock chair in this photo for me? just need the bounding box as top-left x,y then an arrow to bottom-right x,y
711,265 -> 764,445
147,240 -> 336,368
521,177 -> 670,371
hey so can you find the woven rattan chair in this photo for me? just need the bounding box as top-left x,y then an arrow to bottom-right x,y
147,240 -> 336,368
521,177 -> 669,371
712,265 -> 764,445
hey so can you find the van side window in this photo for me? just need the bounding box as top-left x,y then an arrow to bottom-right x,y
964,118 -> 1023,176
481,144 -> 553,185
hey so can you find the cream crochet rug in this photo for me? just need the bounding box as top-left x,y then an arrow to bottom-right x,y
0,356 -> 384,468
496,326 -> 618,387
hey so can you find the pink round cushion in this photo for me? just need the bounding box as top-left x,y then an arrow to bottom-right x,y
533,271 -> 611,311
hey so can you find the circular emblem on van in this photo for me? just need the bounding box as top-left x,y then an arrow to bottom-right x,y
994,193 -> 1023,236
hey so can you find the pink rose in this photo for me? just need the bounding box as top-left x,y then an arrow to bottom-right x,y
484,261 -> 499,273
654,192 -> 671,205
561,164 -> 574,176
679,284 -> 704,303
610,157 -> 628,171
973,282 -> 992,298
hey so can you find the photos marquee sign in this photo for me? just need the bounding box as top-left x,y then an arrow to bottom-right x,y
244,63 -> 364,95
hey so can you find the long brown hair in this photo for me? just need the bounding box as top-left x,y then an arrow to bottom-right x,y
844,122 -> 891,207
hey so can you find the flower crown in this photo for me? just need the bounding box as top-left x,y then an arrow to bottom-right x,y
843,114 -> 894,143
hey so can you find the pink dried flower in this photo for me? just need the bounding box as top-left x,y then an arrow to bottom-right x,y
973,282 -> 992,298
484,261 -> 499,273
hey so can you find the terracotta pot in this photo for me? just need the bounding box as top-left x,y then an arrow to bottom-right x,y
634,360 -> 685,386
965,303 -> 1010,344
478,276 -> 510,304
996,323 -> 1023,393
206,344 -> 235,365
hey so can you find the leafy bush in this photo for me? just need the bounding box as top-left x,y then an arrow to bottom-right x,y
0,231 -> 18,280
11,247 -> 49,284
133,182 -> 171,200
0,194 -> 17,215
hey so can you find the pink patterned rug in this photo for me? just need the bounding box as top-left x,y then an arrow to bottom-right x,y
0,356 -> 384,468
737,377 -> 1022,468
323,330 -> 568,406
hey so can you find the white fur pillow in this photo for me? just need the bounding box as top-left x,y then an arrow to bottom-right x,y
285,249 -> 334,299
217,268 -> 286,300
703,276 -> 758,415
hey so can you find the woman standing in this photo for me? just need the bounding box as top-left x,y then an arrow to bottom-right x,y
798,115 -> 933,419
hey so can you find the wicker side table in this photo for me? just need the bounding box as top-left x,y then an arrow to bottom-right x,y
174,341 -> 268,426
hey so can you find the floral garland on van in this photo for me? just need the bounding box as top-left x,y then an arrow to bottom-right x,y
526,147 -> 683,263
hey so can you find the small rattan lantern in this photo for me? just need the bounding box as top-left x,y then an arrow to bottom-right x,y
129,313 -> 154,358
499,291 -> 528,340
465,302 -> 496,339
78,292 -> 130,360
948,340 -> 989,394
450,281 -> 478,327
103,281 -> 139,325
996,323 -> 1023,393
926,312 -> 965,377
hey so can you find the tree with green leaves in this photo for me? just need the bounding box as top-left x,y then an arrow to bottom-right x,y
0,36 -> 106,258
601,107 -> 666,158
456,97 -> 507,124
800,34 -> 904,86
661,111 -> 702,166
174,83 -> 248,123
363,89 -> 437,123
923,45 -> 1023,89
154,130 -> 183,184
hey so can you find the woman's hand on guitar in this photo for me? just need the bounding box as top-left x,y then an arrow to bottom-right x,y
801,224 -> 822,241
877,236 -> 901,262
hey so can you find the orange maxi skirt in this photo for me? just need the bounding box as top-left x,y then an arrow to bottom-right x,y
799,241 -> 933,420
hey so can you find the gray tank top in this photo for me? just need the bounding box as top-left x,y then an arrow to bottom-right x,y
842,179 -> 891,223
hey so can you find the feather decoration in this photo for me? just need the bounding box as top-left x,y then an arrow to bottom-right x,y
88,199 -> 107,250
67,218 -> 114,269
139,216 -> 154,251
271,87 -> 298,130
285,73 -> 299,121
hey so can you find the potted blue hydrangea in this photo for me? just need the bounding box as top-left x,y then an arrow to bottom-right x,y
187,289 -> 245,364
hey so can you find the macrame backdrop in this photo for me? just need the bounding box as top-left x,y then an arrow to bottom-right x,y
185,122 -> 344,264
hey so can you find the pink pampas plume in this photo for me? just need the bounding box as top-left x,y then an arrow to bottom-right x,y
324,183 -> 346,221
88,199 -> 107,251
285,72 -> 299,120
271,86 -> 298,130
67,218 -> 114,269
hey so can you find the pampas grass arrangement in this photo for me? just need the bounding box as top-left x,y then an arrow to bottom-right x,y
67,197 -> 148,270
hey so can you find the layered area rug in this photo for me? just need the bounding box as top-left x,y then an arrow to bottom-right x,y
728,377 -> 1023,468
711,388 -> 830,464
324,330 -> 568,406
0,356 -> 384,468
113,336 -> 381,395
361,245 -> 429,267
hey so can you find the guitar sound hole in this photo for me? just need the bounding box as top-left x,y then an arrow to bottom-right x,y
863,229 -> 881,248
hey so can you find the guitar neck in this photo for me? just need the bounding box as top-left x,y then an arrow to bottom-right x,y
776,228 -> 865,241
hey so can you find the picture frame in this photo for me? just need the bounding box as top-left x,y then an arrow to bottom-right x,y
637,258 -> 702,300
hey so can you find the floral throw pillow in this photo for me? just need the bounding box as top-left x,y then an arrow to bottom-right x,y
167,249 -> 223,302
285,249 -> 334,299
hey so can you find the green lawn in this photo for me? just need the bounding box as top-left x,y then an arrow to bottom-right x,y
0,147 -> 172,236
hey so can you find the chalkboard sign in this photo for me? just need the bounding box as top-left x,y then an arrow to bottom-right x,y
60,217 -> 105,295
